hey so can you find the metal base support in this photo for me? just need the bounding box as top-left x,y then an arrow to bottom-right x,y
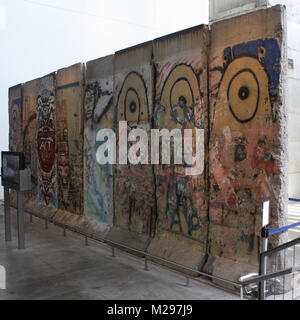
17,191 -> 25,249
4,187 -> 11,242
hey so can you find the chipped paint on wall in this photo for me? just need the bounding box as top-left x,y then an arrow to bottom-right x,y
36,75 -> 57,207
9,86 -> 22,152
22,80 -> 38,199
57,65 -> 84,215
114,44 -> 157,236
208,38 -> 282,263
84,56 -> 115,227
153,27 -> 209,242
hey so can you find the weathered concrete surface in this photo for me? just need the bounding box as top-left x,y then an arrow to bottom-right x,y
36,73 -> 57,208
24,198 -> 57,220
9,84 -> 22,152
147,25 -> 210,270
56,63 -> 84,216
111,42 -> 156,251
84,55 -> 114,235
148,232 -> 207,273
8,85 -> 23,208
6,5 -> 288,286
206,5 -> 288,285
21,79 -> 39,200
105,227 -> 152,254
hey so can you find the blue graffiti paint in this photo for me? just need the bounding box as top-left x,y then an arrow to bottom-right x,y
12,98 -> 21,105
84,124 -> 114,225
231,38 -> 281,91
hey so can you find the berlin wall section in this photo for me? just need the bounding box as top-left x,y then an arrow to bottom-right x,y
8,84 -> 23,207
147,26 -> 210,270
9,85 -> 23,153
204,5 -> 288,284
106,42 -> 157,252
52,63 -> 86,228
11,75 -> 58,219
7,5 -> 287,286
84,55 -> 115,235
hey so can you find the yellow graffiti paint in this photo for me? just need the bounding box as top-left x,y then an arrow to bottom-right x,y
213,56 -> 271,133
158,64 -> 201,131
117,72 -> 148,126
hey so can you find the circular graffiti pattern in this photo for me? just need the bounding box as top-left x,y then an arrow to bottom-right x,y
227,68 -> 260,123
159,64 -> 202,129
117,72 -> 148,127
129,101 -> 137,113
124,87 -> 141,123
238,86 -> 250,100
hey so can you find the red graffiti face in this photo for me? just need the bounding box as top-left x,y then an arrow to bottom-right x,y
38,129 -> 55,173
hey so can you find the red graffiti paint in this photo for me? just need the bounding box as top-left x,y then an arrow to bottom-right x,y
37,129 -> 55,173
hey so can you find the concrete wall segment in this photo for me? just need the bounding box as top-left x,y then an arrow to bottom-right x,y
6,5 -> 288,286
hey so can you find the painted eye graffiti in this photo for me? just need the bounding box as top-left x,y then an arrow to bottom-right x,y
129,102 -> 137,113
170,78 -> 194,109
238,86 -> 250,100
212,56 -> 272,136
227,68 -> 259,123
159,64 -> 202,129
170,78 -> 194,125
117,71 -> 148,127
124,87 -> 140,123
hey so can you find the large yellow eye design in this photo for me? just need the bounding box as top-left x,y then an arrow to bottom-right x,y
212,56 -> 271,133
161,64 -> 199,108
227,68 -> 259,123
117,72 -> 148,127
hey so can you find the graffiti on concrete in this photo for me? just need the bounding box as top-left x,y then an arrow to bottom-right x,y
166,176 -> 201,236
57,79 -> 84,215
85,81 -> 113,127
84,77 -> 114,225
208,38 -> 281,261
154,61 -> 206,239
116,71 -> 149,128
115,70 -> 156,235
37,89 -> 57,206
210,39 -> 280,210
22,89 -> 38,199
9,97 -> 22,152
155,63 -> 204,129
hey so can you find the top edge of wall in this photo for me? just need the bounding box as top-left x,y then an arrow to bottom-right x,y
8,83 -> 23,91
56,62 -> 84,74
56,62 -> 85,87
209,5 -> 286,55
21,71 -> 56,87
114,41 -> 153,71
153,24 -> 208,43
153,24 -> 209,62
86,54 -> 114,80
86,54 -> 114,66
115,40 -> 153,56
209,4 -> 284,26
